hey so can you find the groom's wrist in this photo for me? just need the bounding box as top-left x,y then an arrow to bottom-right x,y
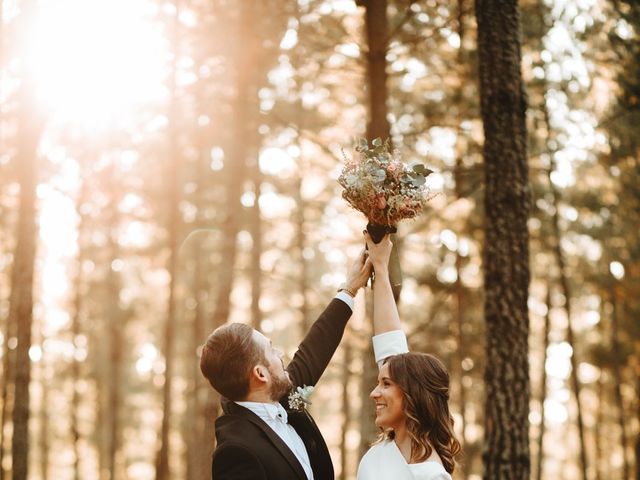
337,284 -> 356,298
335,290 -> 356,311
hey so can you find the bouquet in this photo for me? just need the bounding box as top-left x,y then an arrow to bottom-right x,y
338,137 -> 433,243
338,138 -> 433,291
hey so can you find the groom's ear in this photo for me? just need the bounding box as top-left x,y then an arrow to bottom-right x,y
252,364 -> 269,384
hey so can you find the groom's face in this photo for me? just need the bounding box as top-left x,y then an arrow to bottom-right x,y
252,331 -> 292,400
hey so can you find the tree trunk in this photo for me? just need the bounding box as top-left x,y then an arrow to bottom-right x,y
249,146 -> 263,332
96,372 -> 107,480
38,363 -> 49,480
536,287 -> 552,480
358,301 -> 378,460
209,1 -> 257,331
155,3 -> 182,478
293,174 -> 310,336
545,136 -> 589,480
291,2 -> 310,337
184,116 -> 212,480
594,368 -> 604,480
101,163 -> 125,480
339,338 -> 353,480
199,1 -> 260,475
636,369 -> 640,480
184,238 -> 203,480
475,1 -> 530,478
611,294 -> 630,480
357,0 -> 395,456
70,179 -> 89,480
358,348 -> 377,452
186,242 -> 211,480
10,3 -> 42,475
533,3 -> 588,472
536,108 -> 590,480
451,4 -> 471,473
452,2 -> 470,470
106,276 -> 123,480
360,0 -> 390,141
0,274 -> 17,480
636,435 -> 640,480
452,259 -> 469,480
453,252 -> 468,444
10,171 -> 38,480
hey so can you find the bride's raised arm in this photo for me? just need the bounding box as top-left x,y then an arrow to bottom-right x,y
364,231 -> 402,336
364,232 -> 409,366
359,233 -> 459,480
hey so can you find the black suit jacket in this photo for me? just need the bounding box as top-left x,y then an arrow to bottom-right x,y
211,298 -> 352,480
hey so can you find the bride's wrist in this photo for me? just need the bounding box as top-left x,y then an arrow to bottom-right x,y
373,266 -> 389,276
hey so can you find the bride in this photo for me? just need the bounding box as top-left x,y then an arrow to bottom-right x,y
357,233 -> 461,480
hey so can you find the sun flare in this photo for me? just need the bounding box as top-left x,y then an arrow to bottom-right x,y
27,0 -> 169,129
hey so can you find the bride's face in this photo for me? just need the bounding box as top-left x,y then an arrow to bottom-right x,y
370,363 -> 405,430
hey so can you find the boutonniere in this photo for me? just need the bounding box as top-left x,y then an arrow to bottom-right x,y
288,385 -> 314,412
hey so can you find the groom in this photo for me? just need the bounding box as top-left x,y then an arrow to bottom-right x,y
200,249 -> 371,480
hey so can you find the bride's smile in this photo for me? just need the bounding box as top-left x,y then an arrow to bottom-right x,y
370,363 -> 405,430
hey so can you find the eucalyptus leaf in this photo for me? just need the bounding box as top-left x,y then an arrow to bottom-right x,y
372,169 -> 386,183
400,173 -> 412,184
410,175 -> 426,187
372,137 -> 382,147
411,164 -> 434,177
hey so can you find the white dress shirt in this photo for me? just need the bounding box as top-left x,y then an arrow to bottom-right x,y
335,290 -> 355,310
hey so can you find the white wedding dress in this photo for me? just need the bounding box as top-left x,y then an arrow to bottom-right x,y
356,331 -> 453,480
357,439 -> 452,480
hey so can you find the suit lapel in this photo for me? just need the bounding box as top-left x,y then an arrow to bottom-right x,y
288,410 -> 327,479
287,410 -> 318,462
227,403 -> 308,480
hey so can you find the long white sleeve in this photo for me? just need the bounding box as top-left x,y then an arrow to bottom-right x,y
372,329 -> 409,366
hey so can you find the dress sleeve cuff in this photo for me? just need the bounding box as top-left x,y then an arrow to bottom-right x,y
334,291 -> 355,311
372,330 -> 409,365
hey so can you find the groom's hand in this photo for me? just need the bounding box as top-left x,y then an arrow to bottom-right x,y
344,248 -> 372,295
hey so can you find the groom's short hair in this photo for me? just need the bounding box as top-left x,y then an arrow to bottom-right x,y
200,323 -> 267,401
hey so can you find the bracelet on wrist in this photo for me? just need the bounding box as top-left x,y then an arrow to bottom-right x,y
337,285 -> 356,298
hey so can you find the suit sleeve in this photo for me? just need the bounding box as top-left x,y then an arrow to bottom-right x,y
285,298 -> 352,391
212,444 -> 267,480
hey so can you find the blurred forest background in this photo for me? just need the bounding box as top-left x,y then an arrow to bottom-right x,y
0,0 -> 638,479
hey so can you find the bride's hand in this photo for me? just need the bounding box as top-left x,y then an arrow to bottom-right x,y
364,231 -> 392,273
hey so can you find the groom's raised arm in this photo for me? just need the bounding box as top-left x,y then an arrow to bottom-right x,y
286,298 -> 352,389
284,248 -> 371,391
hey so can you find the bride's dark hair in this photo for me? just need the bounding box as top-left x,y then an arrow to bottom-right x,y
380,352 -> 461,474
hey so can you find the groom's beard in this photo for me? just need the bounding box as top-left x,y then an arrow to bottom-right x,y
268,366 -> 293,401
